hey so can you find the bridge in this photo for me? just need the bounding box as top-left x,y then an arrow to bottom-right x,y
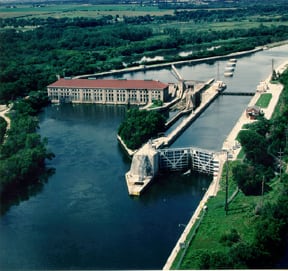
221,91 -> 255,96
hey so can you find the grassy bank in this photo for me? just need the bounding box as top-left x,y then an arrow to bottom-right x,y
171,161 -> 261,269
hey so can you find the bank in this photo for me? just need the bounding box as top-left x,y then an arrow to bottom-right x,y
164,60 -> 288,269
75,47 -> 264,79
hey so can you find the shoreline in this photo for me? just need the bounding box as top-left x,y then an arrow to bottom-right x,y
163,60 -> 288,270
75,47 -> 263,79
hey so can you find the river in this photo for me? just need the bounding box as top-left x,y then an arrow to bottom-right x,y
0,44 -> 287,269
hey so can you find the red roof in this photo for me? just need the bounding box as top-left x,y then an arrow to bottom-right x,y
48,78 -> 168,90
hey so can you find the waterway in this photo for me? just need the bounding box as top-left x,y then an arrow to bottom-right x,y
0,44 -> 287,269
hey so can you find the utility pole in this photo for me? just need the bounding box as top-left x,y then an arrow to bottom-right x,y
271,58 -> 276,81
225,151 -> 229,215
285,126 -> 288,148
261,176 -> 265,207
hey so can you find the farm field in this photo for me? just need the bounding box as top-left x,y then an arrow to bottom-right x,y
0,3 -> 173,18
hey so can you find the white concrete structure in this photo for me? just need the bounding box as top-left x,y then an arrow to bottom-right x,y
47,78 -> 169,105
125,142 -> 159,196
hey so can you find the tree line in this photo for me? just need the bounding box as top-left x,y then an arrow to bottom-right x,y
0,92 -> 54,214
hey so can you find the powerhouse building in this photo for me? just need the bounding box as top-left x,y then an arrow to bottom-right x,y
47,78 -> 170,105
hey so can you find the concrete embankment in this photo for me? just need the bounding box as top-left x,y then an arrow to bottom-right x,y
117,135 -> 136,157
162,60 -> 288,270
74,47 -> 263,79
124,81 -> 221,196
163,84 -> 220,147
222,60 -> 288,158
165,79 -> 214,129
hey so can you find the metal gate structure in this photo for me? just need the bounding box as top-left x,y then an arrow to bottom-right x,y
158,147 -> 219,175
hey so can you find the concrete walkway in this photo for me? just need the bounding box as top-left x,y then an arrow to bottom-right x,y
223,60 -> 288,160
162,60 -> 288,270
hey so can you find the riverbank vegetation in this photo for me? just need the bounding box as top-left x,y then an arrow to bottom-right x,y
0,93 -> 54,214
173,69 -> 288,269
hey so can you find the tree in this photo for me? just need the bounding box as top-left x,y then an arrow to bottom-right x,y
232,163 -> 264,195
118,108 -> 166,150
238,129 -> 273,166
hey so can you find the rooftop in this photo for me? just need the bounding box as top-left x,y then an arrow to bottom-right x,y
48,78 -> 169,90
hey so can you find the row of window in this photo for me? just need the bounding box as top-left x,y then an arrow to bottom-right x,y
49,88 -> 159,94
48,88 -> 162,103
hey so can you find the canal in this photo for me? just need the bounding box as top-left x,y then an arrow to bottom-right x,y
0,44 -> 287,269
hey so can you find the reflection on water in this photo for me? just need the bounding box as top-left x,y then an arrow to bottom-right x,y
0,167 -> 55,215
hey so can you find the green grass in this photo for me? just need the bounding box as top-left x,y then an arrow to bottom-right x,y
236,148 -> 245,160
256,93 -> 272,108
171,161 -> 262,269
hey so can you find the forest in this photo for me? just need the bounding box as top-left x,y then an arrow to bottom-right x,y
0,91 -> 54,214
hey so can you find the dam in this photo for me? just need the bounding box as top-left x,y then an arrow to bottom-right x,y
125,78 -> 225,196
126,142 -> 220,196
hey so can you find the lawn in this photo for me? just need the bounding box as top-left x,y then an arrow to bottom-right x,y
171,160 -> 262,269
256,93 -> 272,108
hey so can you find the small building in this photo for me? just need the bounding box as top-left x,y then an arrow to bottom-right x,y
47,78 -> 170,105
246,105 -> 261,120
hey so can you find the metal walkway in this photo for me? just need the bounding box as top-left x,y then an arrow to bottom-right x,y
221,92 -> 254,96
158,147 -> 219,175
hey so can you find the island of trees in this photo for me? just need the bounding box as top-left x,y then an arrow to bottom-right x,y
118,108 -> 166,150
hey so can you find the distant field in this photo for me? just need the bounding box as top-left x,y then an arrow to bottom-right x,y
2,3 -> 288,35
0,4 -> 173,18
154,20 -> 288,33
